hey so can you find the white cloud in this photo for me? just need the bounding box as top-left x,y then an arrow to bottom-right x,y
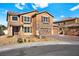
60,15 -> 65,18
21,3 -> 25,5
32,4 -> 37,9
15,3 -> 26,10
54,19 -> 58,21
32,3 -> 48,9
70,5 -> 79,11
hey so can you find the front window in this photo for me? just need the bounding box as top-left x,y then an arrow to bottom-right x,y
24,27 -> 32,33
12,16 -> 18,21
23,16 -> 31,24
41,16 -> 49,23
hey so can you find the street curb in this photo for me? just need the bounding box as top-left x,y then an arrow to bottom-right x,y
0,41 -> 79,52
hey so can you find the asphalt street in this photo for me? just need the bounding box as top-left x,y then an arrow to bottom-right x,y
0,44 -> 79,56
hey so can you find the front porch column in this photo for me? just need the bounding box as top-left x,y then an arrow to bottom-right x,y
19,26 -> 23,36
62,28 -> 65,35
51,27 -> 53,35
8,25 -> 12,36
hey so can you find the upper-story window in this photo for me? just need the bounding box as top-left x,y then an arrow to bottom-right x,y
41,16 -> 49,23
12,16 -> 18,21
23,16 -> 31,24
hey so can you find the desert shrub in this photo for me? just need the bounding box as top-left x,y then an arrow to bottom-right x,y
17,38 -> 23,43
7,36 -> 13,38
0,29 -> 5,36
24,39 -> 26,42
28,40 -> 30,42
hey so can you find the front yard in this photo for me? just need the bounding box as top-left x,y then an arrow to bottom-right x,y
0,35 -> 61,46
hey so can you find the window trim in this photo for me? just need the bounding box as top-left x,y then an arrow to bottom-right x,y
23,16 -> 31,24
12,16 -> 18,21
41,16 -> 49,24
23,27 -> 32,33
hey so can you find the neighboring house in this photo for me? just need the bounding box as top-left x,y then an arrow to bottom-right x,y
53,24 -> 59,34
7,10 -> 54,36
54,18 -> 79,36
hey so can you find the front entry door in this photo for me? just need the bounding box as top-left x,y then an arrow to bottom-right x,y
12,26 -> 20,35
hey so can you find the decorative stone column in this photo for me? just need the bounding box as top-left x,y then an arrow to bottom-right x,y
51,27 -> 53,35
19,26 -> 23,36
8,25 -> 12,36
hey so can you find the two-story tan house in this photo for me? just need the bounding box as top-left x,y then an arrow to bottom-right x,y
54,18 -> 79,36
7,10 -> 54,36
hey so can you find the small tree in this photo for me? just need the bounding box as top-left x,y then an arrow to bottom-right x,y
0,25 -> 7,30
0,29 -> 4,36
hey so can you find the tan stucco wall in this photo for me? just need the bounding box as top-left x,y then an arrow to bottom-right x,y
64,27 -> 79,36
75,19 -> 79,23
8,25 -> 12,36
20,11 -> 38,36
7,11 -> 54,36
35,12 -> 54,35
53,27 -> 59,34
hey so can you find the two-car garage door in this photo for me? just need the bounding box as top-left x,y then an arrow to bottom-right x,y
39,28 -> 51,35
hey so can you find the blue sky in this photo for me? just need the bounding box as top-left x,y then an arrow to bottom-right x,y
0,3 -> 79,25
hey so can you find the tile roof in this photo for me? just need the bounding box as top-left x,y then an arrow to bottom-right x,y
7,11 -> 19,15
64,23 -> 79,27
54,18 -> 79,23
37,11 -> 54,17
62,18 -> 79,21
7,10 -> 54,21
7,10 -> 54,17
7,10 -> 38,16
